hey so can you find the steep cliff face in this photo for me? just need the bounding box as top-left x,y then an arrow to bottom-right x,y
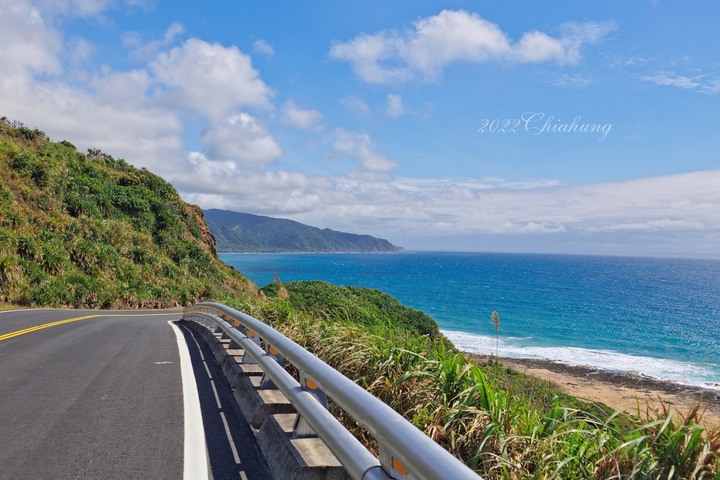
187,204 -> 218,257
0,118 -> 259,308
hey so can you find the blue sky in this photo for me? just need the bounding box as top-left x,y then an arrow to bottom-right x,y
2,1 -> 720,255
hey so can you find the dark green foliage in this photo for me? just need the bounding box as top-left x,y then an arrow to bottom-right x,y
0,181 -> 13,208
12,152 -> 49,187
263,280 -> 439,337
205,208 -> 402,252
0,117 -> 260,308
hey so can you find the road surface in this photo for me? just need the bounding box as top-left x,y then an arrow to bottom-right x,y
0,308 -> 270,480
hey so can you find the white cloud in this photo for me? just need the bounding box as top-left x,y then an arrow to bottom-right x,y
608,56 -> 650,70
330,32 -> 410,83
1,73 -> 184,173
0,1 -> 184,174
556,21 -> 617,63
332,130 -> 398,177
282,100 -> 323,130
330,10 -> 616,83
512,31 -> 565,63
177,169 -> 332,214
340,95 -> 370,116
67,37 -> 94,65
36,0 -> 118,16
700,79 -> 720,95
252,39 -> 274,56
177,167 -> 720,255
0,0 -> 280,183
385,94 -> 407,118
122,22 -> 184,60
151,38 -> 272,119
641,71 -> 720,95
404,10 -> 512,75
0,0 -> 63,77
202,113 -> 283,167
554,73 -> 592,88
641,72 -> 700,89
90,68 -> 151,106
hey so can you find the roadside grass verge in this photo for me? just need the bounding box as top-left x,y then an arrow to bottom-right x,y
251,287 -> 720,479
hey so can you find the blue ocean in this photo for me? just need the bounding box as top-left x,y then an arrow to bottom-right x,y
220,252 -> 720,390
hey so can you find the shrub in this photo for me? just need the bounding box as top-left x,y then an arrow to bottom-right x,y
263,280 -> 440,337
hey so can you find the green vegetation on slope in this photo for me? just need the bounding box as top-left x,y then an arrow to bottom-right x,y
253,282 -> 720,479
0,118 -> 260,308
262,280 -> 439,337
205,208 -> 402,252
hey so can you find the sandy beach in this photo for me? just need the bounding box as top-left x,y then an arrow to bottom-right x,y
468,354 -> 720,429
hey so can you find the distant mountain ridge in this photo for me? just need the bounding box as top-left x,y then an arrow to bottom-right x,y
204,209 -> 402,253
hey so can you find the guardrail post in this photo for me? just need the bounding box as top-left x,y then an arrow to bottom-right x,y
259,344 -> 285,389
240,329 -> 261,365
292,371 -> 329,438
228,318 -> 243,349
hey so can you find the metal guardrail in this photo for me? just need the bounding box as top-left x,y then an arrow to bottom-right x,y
183,302 -> 483,480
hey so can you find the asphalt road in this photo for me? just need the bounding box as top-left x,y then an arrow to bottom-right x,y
0,308 -> 273,480
0,309 -> 186,480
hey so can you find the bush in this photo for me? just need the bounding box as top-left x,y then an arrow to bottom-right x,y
263,280 -> 440,337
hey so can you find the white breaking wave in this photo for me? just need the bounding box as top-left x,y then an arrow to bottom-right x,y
443,329 -> 720,392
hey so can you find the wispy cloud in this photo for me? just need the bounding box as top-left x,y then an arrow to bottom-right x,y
553,73 -> 592,88
282,100 -> 323,130
385,94 -> 407,118
340,95 -> 370,116
331,129 -> 398,178
641,71 -> 720,94
252,39 -> 274,57
641,72 -> 700,89
122,22 -> 184,61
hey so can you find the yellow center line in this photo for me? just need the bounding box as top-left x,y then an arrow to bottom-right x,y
0,312 -> 179,342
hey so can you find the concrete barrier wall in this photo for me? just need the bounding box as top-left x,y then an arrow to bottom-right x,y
180,320 -> 348,480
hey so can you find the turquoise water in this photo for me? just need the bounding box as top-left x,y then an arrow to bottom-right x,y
220,252 -> 720,390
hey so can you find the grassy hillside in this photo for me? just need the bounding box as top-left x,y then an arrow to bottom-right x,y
262,280 -> 439,336
0,118 -> 260,308
205,208 -> 402,252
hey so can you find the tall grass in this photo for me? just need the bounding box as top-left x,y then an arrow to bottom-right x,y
255,296 -> 720,479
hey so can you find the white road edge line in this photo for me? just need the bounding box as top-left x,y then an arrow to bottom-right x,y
169,321 -> 209,480
209,380 -> 222,409
0,308 -> 46,315
220,412 -> 242,465
203,361 -> 213,380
